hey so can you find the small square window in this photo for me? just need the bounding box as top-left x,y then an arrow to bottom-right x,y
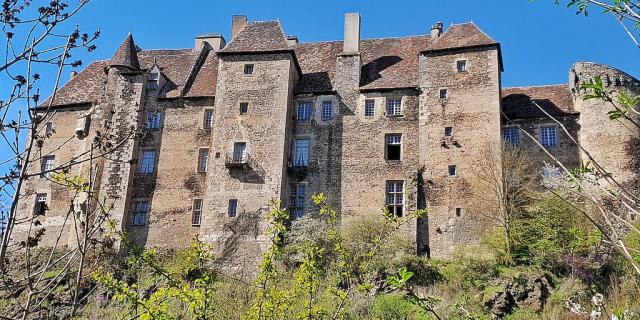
244,64 -> 254,75
456,60 -> 467,72
444,127 -> 453,137
386,98 -> 402,116
240,102 -> 249,114
364,99 -> 375,117
503,127 -> 519,145
203,110 -> 214,129
297,102 -> 312,120
45,121 -> 54,134
448,165 -> 457,177
34,193 -> 48,216
192,199 -> 202,226
540,126 -> 558,147
439,89 -> 448,99
455,208 -> 462,217
228,199 -> 238,217
385,134 -> 402,161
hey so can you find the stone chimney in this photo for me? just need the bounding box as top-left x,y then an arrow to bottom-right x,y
231,15 -> 248,40
195,33 -> 226,51
342,12 -> 360,54
70,71 -> 78,79
431,21 -> 443,39
286,35 -> 299,46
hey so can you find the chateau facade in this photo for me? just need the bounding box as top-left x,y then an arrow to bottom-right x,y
17,13 -> 639,265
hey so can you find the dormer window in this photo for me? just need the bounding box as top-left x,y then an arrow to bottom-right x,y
147,72 -> 159,90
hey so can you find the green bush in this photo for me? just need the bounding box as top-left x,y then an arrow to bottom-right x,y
371,293 -> 428,320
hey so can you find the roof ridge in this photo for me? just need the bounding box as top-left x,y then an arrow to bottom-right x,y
504,83 -> 569,89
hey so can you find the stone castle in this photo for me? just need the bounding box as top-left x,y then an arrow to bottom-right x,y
17,13 -> 639,265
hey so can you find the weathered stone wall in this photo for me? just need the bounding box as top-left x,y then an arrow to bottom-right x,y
418,46 -> 502,258
201,52 -> 297,270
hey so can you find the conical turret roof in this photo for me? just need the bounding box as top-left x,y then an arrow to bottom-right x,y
110,33 -> 140,70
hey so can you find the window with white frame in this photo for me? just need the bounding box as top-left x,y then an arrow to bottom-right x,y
41,155 -> 55,178
140,151 -> 156,174
293,139 -> 310,167
233,142 -> 247,163
386,180 -> 404,217
228,199 -> 238,217
321,101 -> 333,119
289,183 -> 306,219
239,102 -> 249,114
385,134 -> 402,161
203,110 -> 214,129
34,193 -> 48,216
146,111 -> 162,129
540,126 -> 558,147
243,64 -> 254,75
456,60 -> 467,72
197,148 -> 209,172
192,199 -> 202,226
297,101 -> 312,120
131,201 -> 149,225
448,165 -> 457,177
147,72 -> 159,90
386,98 -> 402,116
439,88 -> 448,99
503,127 -> 519,145
364,99 -> 375,117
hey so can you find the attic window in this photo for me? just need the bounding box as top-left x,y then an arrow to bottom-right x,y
244,64 -> 254,75
147,72 -> 159,90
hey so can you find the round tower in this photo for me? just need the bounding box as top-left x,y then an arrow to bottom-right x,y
570,62 -> 640,201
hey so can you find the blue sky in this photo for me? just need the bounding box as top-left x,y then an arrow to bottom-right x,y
69,0 -> 639,87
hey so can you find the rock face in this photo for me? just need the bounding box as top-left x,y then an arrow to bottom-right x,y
484,274 -> 553,318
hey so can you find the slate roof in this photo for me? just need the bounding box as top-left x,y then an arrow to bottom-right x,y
110,33 -> 140,69
220,21 -> 289,53
501,84 -> 578,119
44,21 -> 506,107
425,22 -> 497,52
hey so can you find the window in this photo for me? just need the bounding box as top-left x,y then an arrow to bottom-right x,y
131,201 -> 149,225
503,127 -> 519,145
197,148 -> 209,173
456,60 -> 467,72
448,165 -> 457,177
146,111 -> 162,129
455,208 -> 462,217
203,110 -> 214,129
444,127 -> 453,137
147,72 -> 159,90
321,101 -> 333,119
540,126 -> 557,147
45,121 -> 54,134
290,184 -> 306,219
41,155 -> 55,178
228,199 -> 238,217
386,181 -> 404,217
239,102 -> 249,114
243,64 -> 254,75
364,99 -> 375,117
439,88 -> 448,99
385,134 -> 402,161
34,193 -> 47,216
233,142 -> 247,163
297,102 -> 312,120
386,98 -> 402,116
140,151 -> 156,174
293,139 -> 310,167
192,199 -> 202,226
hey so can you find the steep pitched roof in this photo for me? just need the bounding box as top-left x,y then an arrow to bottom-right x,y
110,33 -> 140,69
220,21 -> 290,53
41,60 -> 108,107
426,22 -> 497,52
502,84 -> 578,119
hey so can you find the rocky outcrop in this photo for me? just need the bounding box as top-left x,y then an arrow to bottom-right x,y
484,274 -> 554,319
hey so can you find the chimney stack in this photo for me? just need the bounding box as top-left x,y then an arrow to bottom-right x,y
431,21 -> 443,39
286,35 -> 299,46
70,71 -> 78,79
195,34 -> 226,51
231,15 -> 248,40
342,12 -> 361,54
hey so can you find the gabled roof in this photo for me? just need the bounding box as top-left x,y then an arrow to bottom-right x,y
502,84 -> 578,119
110,33 -> 140,70
425,22 -> 497,52
220,21 -> 290,53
